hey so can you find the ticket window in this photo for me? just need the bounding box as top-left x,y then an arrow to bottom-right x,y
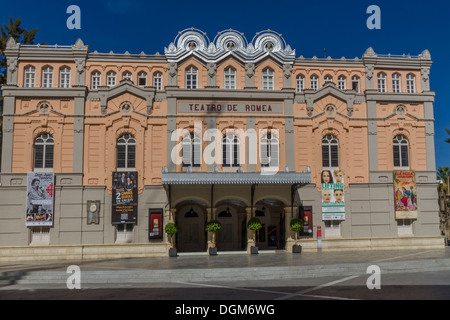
116,224 -> 134,243
149,209 -> 163,240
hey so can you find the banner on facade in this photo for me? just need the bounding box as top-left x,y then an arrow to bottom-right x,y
321,170 -> 345,221
112,171 -> 138,224
26,172 -> 55,227
394,170 -> 418,219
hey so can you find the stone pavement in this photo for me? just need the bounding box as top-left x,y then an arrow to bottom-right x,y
1,248 -> 450,287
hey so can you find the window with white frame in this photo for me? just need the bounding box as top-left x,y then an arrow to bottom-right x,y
393,135 -> 409,168
351,76 -> 360,92
59,67 -> 71,88
91,71 -> 101,89
153,72 -> 163,90
338,76 -> 346,90
122,72 -> 132,82
262,68 -> 274,90
406,74 -> 416,93
186,66 -> 198,89
397,219 -> 413,236
310,75 -> 318,91
224,67 -> 236,89
296,75 -> 305,92
222,133 -> 240,167
42,66 -> 53,88
117,134 -> 136,170
182,132 -> 201,167
377,73 -> 387,93
24,66 -> 36,88
392,73 -> 401,93
138,72 -> 147,86
324,75 -> 333,85
34,134 -> 54,170
107,71 -> 117,87
261,132 -> 279,168
322,134 -> 339,168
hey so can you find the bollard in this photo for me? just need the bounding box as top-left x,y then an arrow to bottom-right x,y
317,226 -> 322,253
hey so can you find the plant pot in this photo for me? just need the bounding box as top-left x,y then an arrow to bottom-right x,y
209,247 -> 218,256
169,248 -> 177,257
292,245 -> 302,253
251,246 -> 259,254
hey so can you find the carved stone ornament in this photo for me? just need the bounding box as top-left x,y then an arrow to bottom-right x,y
169,63 -> 177,78
366,65 -> 374,80
245,63 -> 255,78
207,63 -> 216,78
283,64 -> 292,79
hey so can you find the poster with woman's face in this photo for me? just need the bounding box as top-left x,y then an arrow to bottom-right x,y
321,170 -> 345,221
26,172 -> 54,226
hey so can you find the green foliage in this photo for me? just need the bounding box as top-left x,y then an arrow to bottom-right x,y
289,218 -> 304,233
1,17 -> 39,85
205,220 -> 222,233
164,222 -> 178,236
247,217 -> 262,231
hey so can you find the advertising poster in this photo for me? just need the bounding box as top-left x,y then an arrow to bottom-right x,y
394,170 -> 418,219
112,171 -> 138,224
26,172 -> 55,227
321,170 -> 345,221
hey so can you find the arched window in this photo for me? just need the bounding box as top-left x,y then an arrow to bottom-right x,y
138,72 -> 147,86
262,68 -> 274,90
117,134 -> 136,169
406,74 -> 416,93
91,71 -> 101,90
393,135 -> 409,168
122,71 -> 133,82
392,73 -> 401,93
224,67 -> 236,89
59,67 -> 71,88
107,71 -> 117,87
310,75 -> 318,91
338,76 -> 346,90
322,134 -> 339,168
351,76 -> 360,92
42,66 -> 53,88
186,66 -> 198,89
377,73 -> 387,93
153,72 -> 163,90
261,132 -> 279,168
182,132 -> 201,167
324,75 -> 333,85
296,75 -> 305,93
222,133 -> 240,167
34,134 -> 54,170
24,66 -> 36,88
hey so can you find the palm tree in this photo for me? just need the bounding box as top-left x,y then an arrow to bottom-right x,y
437,167 -> 450,236
446,128 -> 450,144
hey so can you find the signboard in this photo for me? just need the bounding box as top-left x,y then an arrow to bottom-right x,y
26,172 -> 54,227
177,101 -> 283,114
321,170 -> 345,221
299,206 -> 313,237
149,209 -> 163,239
112,171 -> 138,224
394,170 -> 418,219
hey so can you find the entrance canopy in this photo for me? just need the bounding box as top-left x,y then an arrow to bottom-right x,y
161,171 -> 311,185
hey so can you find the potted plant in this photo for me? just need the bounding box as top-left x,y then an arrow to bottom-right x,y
247,217 -> 262,254
165,222 -> 178,257
290,218 -> 304,253
205,220 -> 222,255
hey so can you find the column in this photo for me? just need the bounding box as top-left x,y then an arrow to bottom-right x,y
1,96 -> 15,173
245,207 -> 254,252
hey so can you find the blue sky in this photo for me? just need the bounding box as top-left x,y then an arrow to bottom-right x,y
1,0 -> 449,169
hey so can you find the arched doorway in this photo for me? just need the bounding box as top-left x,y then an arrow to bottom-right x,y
215,199 -> 247,252
176,203 -> 206,252
254,199 -> 286,250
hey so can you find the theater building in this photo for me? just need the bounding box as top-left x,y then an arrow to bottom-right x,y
0,28 -> 443,259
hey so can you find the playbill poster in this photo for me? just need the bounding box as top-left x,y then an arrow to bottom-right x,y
112,171 -> 138,224
321,170 -> 345,221
26,172 -> 55,227
394,170 -> 418,219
